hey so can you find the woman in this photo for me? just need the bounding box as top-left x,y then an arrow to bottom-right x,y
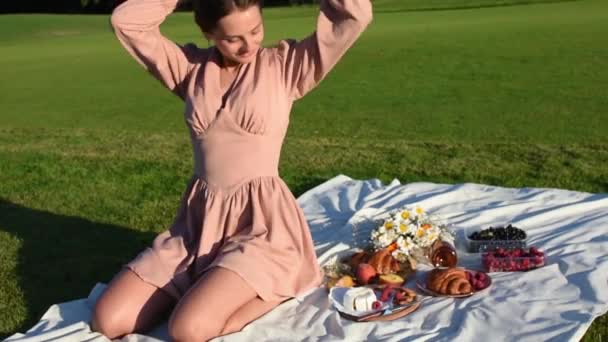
92,0 -> 372,340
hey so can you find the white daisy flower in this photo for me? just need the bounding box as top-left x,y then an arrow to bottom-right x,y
407,223 -> 417,236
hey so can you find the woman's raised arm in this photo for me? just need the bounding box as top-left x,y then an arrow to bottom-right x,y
111,0 -> 204,100
276,0 -> 373,101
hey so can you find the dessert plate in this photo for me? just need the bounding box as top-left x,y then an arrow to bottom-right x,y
329,286 -> 389,318
329,286 -> 422,322
416,269 -> 492,298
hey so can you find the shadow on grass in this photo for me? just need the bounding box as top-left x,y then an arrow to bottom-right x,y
592,179 -> 608,194
0,199 -> 156,339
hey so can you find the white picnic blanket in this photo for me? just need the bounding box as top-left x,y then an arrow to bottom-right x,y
6,174 -> 608,341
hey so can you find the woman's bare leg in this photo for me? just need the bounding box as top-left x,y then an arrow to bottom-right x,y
90,268 -> 176,339
219,296 -> 283,336
168,266 -> 259,342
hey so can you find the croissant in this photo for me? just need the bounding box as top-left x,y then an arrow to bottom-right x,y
428,268 -> 464,285
427,268 -> 472,295
348,251 -> 370,270
368,248 -> 401,274
446,278 -> 472,294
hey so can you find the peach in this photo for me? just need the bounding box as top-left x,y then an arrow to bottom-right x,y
336,275 -> 355,288
326,275 -> 355,290
326,277 -> 339,290
378,274 -> 405,287
356,263 -> 377,285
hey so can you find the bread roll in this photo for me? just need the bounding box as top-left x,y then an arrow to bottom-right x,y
427,268 -> 472,295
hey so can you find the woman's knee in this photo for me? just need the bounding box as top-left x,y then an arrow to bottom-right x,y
220,317 -> 243,336
90,269 -> 175,339
167,266 -> 259,341
90,298 -> 130,339
168,313 -> 223,342
220,297 -> 282,336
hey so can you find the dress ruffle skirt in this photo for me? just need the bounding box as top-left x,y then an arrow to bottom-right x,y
126,175 -> 323,302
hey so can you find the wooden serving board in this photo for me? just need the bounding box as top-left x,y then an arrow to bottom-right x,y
338,301 -> 421,322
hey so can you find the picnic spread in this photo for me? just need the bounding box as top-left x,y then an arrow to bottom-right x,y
6,174 -> 608,341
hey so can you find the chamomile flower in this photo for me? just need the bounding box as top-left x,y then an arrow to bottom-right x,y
416,228 -> 426,238
407,223 -> 418,236
385,228 -> 398,242
369,205 -> 454,264
398,222 -> 408,233
384,221 -> 395,230
397,235 -> 415,253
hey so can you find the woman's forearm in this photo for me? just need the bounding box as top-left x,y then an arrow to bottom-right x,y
111,0 -> 181,33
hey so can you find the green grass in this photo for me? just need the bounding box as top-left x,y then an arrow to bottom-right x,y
0,0 -> 607,339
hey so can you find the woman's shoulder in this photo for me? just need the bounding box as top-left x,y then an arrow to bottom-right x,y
260,39 -> 299,63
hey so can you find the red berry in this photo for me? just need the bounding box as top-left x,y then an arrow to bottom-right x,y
372,301 -> 382,310
530,247 -> 539,255
379,287 -> 394,302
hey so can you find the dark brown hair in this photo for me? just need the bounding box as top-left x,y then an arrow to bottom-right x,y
193,0 -> 263,34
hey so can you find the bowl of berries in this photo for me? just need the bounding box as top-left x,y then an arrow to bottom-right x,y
481,246 -> 546,272
465,224 -> 528,253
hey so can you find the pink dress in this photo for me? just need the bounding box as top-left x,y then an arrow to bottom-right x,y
111,0 -> 372,302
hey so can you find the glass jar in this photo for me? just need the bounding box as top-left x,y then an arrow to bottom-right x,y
428,239 -> 458,268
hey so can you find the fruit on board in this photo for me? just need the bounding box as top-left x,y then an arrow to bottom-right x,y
378,274 -> 405,287
356,263 -> 377,285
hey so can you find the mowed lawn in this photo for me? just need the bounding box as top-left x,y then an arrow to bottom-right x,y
0,0 -> 607,339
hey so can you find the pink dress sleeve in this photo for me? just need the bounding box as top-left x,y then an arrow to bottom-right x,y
111,0 -> 201,100
277,0 -> 373,100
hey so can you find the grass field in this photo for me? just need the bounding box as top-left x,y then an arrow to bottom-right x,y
0,0 -> 607,339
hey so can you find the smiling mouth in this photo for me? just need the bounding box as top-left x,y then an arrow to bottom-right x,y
239,51 -> 254,58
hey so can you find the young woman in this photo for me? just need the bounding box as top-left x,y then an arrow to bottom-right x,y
92,0 -> 372,340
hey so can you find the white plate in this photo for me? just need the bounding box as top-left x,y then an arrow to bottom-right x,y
328,286 -> 390,318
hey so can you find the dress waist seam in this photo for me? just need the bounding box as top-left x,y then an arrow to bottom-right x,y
192,173 -> 281,197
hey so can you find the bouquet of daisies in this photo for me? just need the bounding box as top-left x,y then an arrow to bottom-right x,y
370,206 -> 454,263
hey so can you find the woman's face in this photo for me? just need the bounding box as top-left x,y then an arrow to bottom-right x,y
206,6 -> 264,66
